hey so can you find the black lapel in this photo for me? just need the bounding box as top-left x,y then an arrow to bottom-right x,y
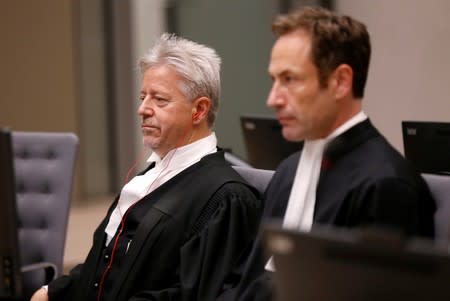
107,207 -> 166,300
323,119 -> 379,165
137,162 -> 156,176
74,214 -> 111,300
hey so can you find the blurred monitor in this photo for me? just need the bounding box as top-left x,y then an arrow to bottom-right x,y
402,121 -> 450,175
263,224 -> 450,301
0,128 -> 23,299
240,115 -> 302,170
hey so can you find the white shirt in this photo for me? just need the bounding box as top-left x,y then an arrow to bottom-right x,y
266,111 -> 367,271
104,132 -> 218,246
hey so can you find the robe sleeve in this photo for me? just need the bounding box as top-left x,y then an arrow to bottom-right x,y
358,177 -> 423,235
217,162 -> 296,301
48,264 -> 83,300
48,203 -> 114,301
128,182 -> 262,301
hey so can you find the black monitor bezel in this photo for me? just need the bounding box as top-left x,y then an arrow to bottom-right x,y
0,128 -> 23,299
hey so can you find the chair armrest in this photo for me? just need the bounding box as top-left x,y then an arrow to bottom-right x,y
21,262 -> 58,283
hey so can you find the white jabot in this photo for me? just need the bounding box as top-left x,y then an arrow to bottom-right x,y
266,111 -> 367,271
282,139 -> 329,231
104,133 -> 218,246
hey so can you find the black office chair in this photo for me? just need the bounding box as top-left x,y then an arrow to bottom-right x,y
422,173 -> 450,244
224,151 -> 253,168
232,166 -> 274,195
12,131 -> 78,299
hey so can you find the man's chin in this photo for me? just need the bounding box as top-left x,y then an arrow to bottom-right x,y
281,128 -> 304,142
142,138 -> 158,150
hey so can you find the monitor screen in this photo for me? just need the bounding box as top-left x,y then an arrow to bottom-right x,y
402,121 -> 450,175
240,115 -> 302,170
0,128 -> 22,299
264,224 -> 450,301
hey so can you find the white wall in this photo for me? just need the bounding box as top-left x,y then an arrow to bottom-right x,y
130,0 -> 167,169
78,0 -> 111,197
336,0 -> 450,152
161,0 -> 276,158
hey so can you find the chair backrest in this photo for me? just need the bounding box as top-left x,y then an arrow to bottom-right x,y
224,151 -> 253,168
422,173 -> 450,244
12,132 -> 78,298
233,168 -> 450,244
232,166 -> 274,195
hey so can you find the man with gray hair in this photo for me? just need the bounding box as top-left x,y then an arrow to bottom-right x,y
31,33 -> 261,301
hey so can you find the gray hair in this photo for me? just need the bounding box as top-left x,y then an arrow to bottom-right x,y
139,33 -> 221,127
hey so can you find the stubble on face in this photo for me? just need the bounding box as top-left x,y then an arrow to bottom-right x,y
268,30 -> 337,141
139,65 -> 194,158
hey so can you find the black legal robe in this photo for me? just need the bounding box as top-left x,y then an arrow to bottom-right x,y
220,119 -> 436,301
48,151 -> 262,301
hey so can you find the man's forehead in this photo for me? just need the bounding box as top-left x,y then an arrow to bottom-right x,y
141,65 -> 182,88
269,31 -> 313,72
143,64 -> 180,79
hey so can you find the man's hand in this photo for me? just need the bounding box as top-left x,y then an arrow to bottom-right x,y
30,287 -> 48,301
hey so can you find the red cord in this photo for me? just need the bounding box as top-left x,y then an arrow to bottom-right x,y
124,148 -> 149,184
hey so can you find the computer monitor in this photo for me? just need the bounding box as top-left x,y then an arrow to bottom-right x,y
0,128 -> 23,299
240,115 -> 302,170
402,121 -> 450,175
263,224 -> 450,301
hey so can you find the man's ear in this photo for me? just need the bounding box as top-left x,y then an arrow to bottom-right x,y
329,64 -> 353,100
192,97 -> 211,123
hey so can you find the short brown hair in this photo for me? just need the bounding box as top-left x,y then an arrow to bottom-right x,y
272,7 -> 371,98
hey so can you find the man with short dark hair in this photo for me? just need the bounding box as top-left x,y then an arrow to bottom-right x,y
220,6 -> 435,301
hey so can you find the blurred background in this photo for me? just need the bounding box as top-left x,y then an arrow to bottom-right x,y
1,0 -> 450,268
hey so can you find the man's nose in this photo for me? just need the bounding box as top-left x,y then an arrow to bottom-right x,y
267,82 -> 284,108
137,98 -> 154,116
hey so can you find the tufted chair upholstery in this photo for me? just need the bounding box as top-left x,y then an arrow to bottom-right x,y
232,166 -> 274,196
422,173 -> 450,244
12,131 -> 78,299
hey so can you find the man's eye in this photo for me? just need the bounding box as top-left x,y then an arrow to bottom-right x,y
282,75 -> 294,83
154,97 -> 168,106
